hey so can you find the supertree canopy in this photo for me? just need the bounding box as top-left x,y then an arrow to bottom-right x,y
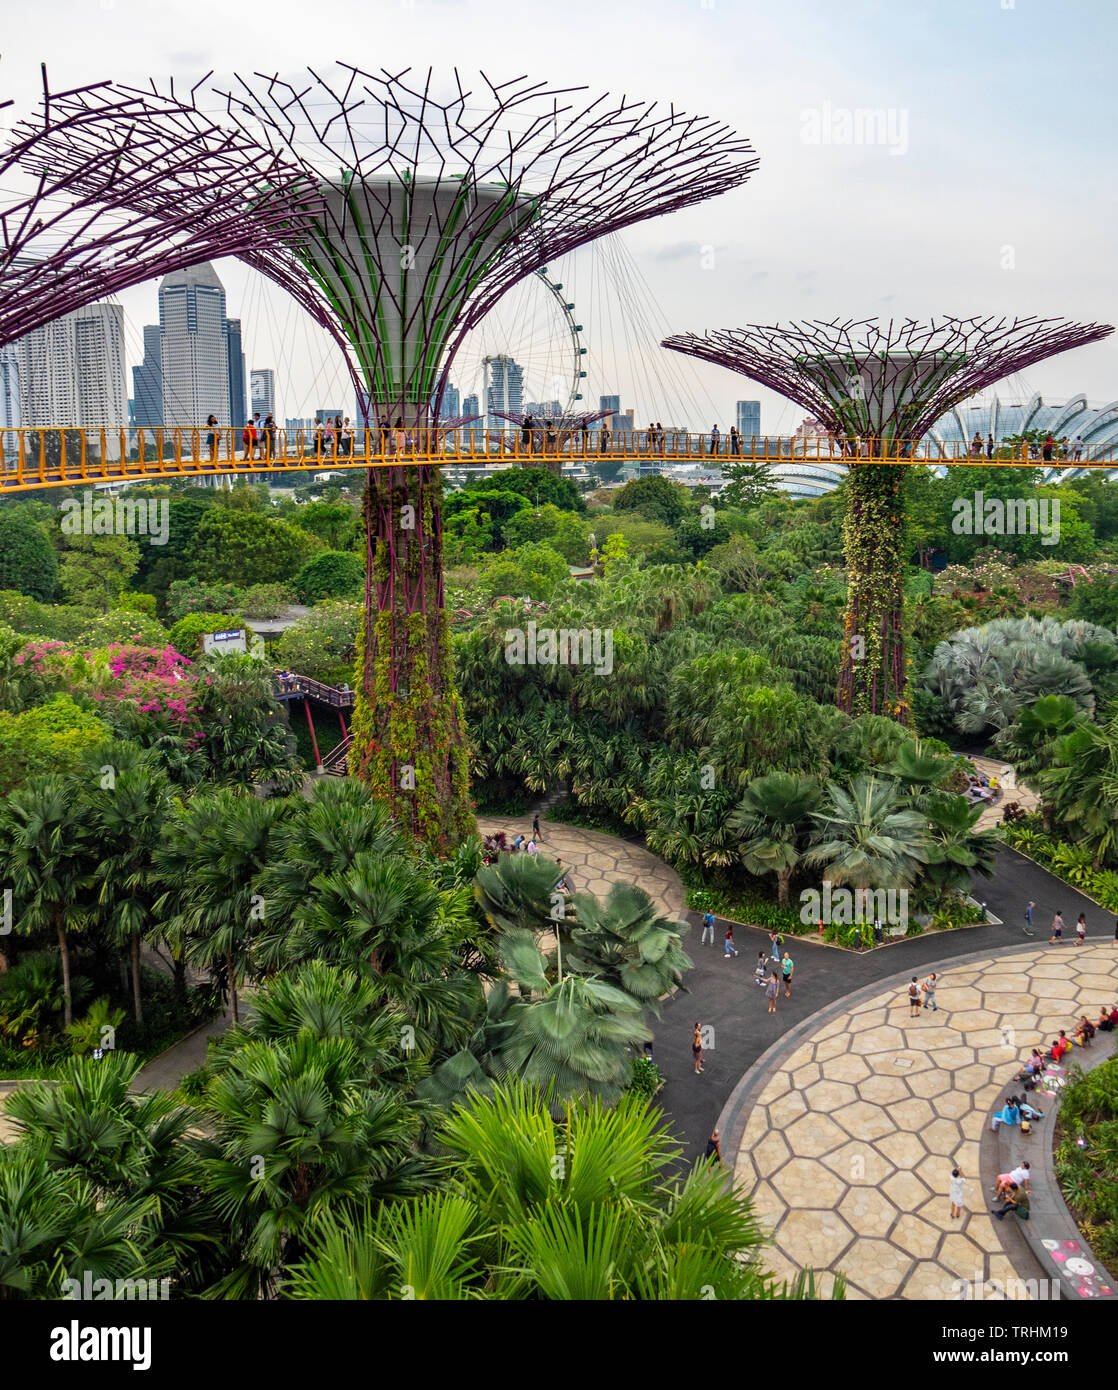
33,66 -> 758,847
664,316 -> 1114,721
0,67 -> 320,347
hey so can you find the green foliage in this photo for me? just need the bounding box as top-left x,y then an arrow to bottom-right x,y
286,500 -> 358,551
187,509 -> 317,586
273,600 -> 360,682
294,549 -> 365,603
479,542 -> 571,602
166,578 -> 246,622
0,506 -> 58,601
466,466 -> 584,515
611,474 -> 690,525
0,696 -> 109,793
168,611 -> 250,658
57,532 -> 141,612
627,1054 -> 665,1099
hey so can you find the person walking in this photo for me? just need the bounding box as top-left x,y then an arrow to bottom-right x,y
922,972 -> 938,1012
729,426 -> 741,456
700,910 -> 716,947
908,977 -> 921,1018
1050,910 -> 1065,945
242,415 -> 257,461
723,926 -> 739,959
692,1022 -> 705,1074
765,972 -> 779,1015
1023,900 -> 1035,935
1042,433 -> 1055,462
532,812 -> 541,840
949,1167 -> 966,1220
781,951 -> 794,997
1072,436 -> 1083,462
206,414 -> 220,462
1076,912 -> 1087,945
986,433 -> 995,459
704,1128 -> 722,1165
520,415 -> 533,455
769,930 -> 783,965
263,414 -> 277,460
599,421 -> 612,455
971,431 -> 983,458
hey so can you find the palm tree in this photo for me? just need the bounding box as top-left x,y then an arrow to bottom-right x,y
194,652 -> 304,792
807,776 -> 929,890
0,776 -> 97,1027
921,794 -> 999,902
154,789 -> 291,1022
87,749 -> 174,1026
994,694 -> 1080,779
727,771 -> 821,903
1038,714 -> 1118,870
284,1082 -> 840,1300
564,881 -> 691,1012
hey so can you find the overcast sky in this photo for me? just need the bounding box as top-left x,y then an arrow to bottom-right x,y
3,0 -> 1115,431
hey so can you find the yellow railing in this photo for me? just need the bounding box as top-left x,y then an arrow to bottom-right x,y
0,426 -> 1113,492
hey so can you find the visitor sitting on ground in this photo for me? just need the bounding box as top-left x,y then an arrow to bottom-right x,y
995,1162 -> 1032,1199
1009,1094 -> 1044,1122
990,1183 -> 1030,1221
1049,1031 -> 1072,1062
990,1097 -> 1021,1133
1098,1006 -> 1116,1033
511,834 -> 525,851
1075,1016 -> 1096,1048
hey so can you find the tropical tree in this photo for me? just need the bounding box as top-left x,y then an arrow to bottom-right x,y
564,882 -> 691,1012
807,776 -> 929,890
921,795 -> 999,902
727,772 -> 821,903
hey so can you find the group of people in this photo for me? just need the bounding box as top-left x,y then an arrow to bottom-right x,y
965,771 -> 999,804
969,432 -> 1084,462
905,972 -> 939,1016
696,912 -> 794,1015
1044,908 -> 1090,944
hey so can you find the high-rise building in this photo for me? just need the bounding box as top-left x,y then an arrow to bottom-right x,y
250,368 -> 275,420
225,319 -> 247,431
736,400 -> 761,438
132,324 -> 163,429
599,394 -> 621,426
524,399 -> 564,419
1,344 -> 21,431
158,263 -> 231,428
485,354 -> 524,428
462,393 -> 479,418
14,301 -> 128,457
441,382 -> 461,418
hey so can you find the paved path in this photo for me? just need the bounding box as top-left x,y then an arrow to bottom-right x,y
477,814 -> 686,921
720,940 -> 1118,1298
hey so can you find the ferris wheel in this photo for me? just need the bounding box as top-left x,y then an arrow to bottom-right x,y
452,266 -> 588,420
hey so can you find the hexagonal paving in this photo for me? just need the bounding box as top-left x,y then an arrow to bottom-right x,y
729,941 -> 1118,1299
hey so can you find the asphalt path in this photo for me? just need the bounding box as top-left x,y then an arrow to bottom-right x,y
656,848 -> 1114,1163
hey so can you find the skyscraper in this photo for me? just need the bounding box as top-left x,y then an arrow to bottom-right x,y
225,319 -> 247,431
0,344 -> 21,431
485,354 -> 524,428
736,400 -> 761,438
132,324 -> 163,429
250,368 -> 275,419
441,382 -> 461,418
599,394 -> 621,426
462,393 -> 479,418
14,302 -> 128,456
158,262 -> 230,428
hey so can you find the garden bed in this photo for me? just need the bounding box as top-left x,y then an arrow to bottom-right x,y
1053,1049 -> 1118,1286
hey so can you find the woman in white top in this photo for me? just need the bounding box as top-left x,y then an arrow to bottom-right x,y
949,1167 -> 966,1219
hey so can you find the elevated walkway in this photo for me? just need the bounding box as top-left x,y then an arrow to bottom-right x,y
1,427 -> 1114,492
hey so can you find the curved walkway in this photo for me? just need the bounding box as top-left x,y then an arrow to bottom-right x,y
720,939 -> 1118,1299
477,813 -> 686,921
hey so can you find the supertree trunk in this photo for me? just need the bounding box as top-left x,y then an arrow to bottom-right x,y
351,445 -> 475,851
837,462 -> 909,721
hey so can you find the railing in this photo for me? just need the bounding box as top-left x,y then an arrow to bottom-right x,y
320,734 -> 353,777
0,425 -> 1114,491
274,671 -> 355,708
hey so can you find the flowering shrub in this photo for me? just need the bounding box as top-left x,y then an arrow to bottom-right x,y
91,644 -> 201,738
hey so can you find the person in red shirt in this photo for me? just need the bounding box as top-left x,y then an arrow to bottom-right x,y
1050,1031 -> 1071,1062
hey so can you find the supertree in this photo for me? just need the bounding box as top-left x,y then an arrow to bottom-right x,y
30,66 -> 758,847
664,316 -> 1114,720
0,66 -> 321,347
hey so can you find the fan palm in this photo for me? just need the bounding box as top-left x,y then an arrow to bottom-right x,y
807,776 -> 929,890
727,771 -> 820,903
921,794 -> 998,901
564,881 -> 691,1013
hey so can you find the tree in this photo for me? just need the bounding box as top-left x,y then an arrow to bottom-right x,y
186,509 -> 317,586
286,500 -> 358,551
467,467 -> 584,515
479,542 -> 571,603
192,654 -> 304,790
611,474 -> 690,525
565,882 -> 691,1011
0,696 -> 109,794
0,506 -> 57,601
293,550 -> 365,602
728,772 -> 821,903
168,611 -> 250,658
284,1082 -> 836,1301
0,776 -> 98,1027
503,504 -> 590,564
57,532 -> 141,612
719,457 -> 779,509
807,776 -> 929,890
921,794 -> 998,901
273,600 -> 360,683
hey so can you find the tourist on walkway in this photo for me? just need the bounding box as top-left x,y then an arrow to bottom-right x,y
949,1167 -> 966,1219
729,426 -> 741,456
989,1183 -> 1028,1220
908,977 -> 921,1018
781,951 -> 794,997
242,416 -> 257,461
532,812 -> 541,840
520,416 -> 533,453
709,424 -> 720,455
987,433 -> 995,459
723,926 -> 738,958
206,415 -> 220,461
700,910 -> 716,946
692,1022 -> 705,1074
995,1162 -> 1031,1199
1072,437 -> 1083,461
990,1097 -> 1020,1132
1023,900 -> 1034,933
263,414 -> 277,459
599,422 -> 611,453
754,952 -> 769,986
769,930 -> 783,964
704,1128 -> 722,1165
1048,1031 -> 1071,1062
922,972 -> 938,1012
1050,910 -> 1065,944
971,431 -> 983,458
765,973 -> 779,1015
1076,912 -> 1087,945
1042,434 -> 1055,461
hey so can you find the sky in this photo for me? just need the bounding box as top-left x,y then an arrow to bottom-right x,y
3,0 -> 1116,433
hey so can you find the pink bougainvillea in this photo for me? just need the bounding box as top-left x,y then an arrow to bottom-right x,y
92,644 -> 201,733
